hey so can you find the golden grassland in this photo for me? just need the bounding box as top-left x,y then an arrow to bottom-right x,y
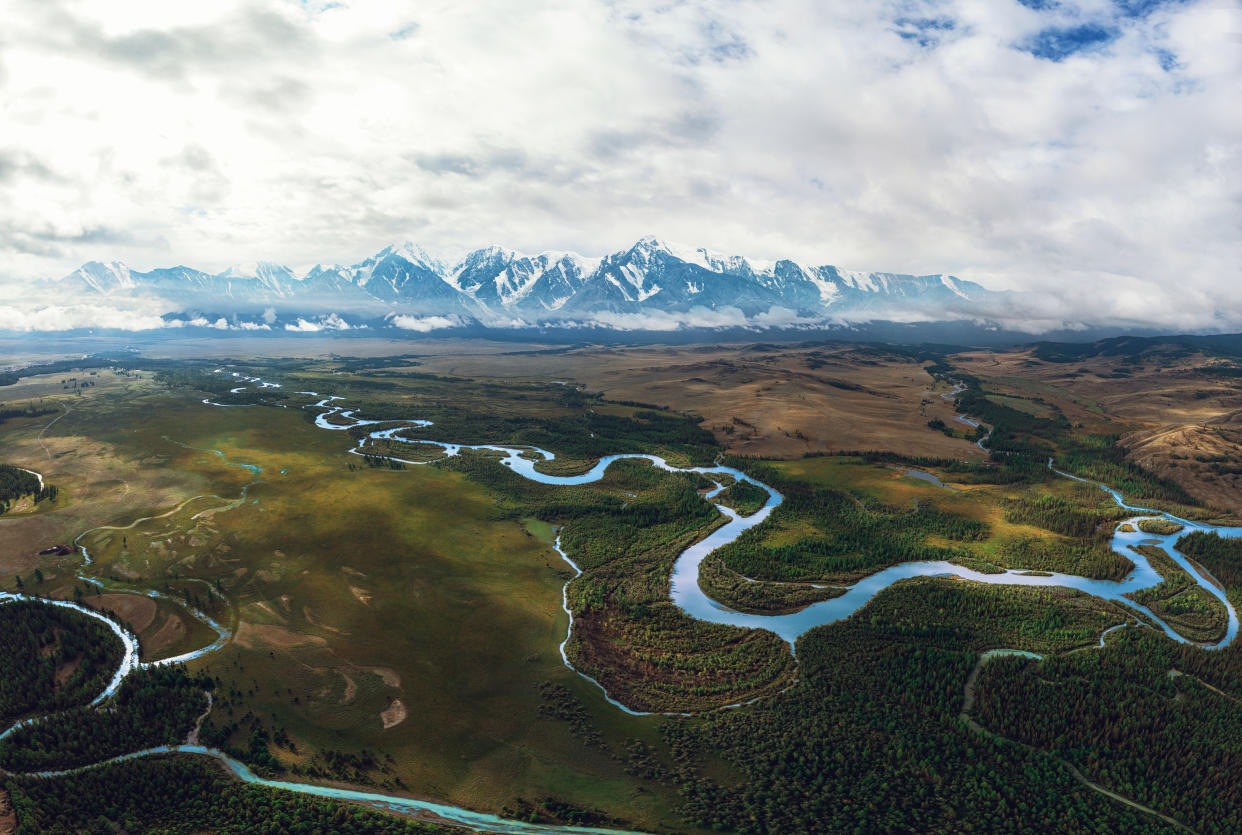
952,346 -> 1242,514
411,343 -> 986,460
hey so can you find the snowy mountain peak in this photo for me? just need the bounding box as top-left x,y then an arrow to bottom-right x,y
53,238 -> 1001,329
219,261 -> 294,282
379,241 -> 448,273
66,260 -> 135,293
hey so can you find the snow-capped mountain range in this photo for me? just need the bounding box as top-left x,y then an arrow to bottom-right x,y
54,237 -> 1003,330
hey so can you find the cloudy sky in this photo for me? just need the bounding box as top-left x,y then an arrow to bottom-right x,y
1,0 -> 1239,329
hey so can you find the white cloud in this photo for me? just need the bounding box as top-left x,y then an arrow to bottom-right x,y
0,0 -> 1237,330
284,312 -> 352,332
0,304 -> 170,332
586,306 -> 749,331
389,314 -> 457,332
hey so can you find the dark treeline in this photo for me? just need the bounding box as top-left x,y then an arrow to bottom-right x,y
0,405 -> 57,426
1176,531 -> 1242,590
662,585 -> 1173,834
349,400 -> 719,467
0,358 -> 115,387
0,355 -> 203,388
0,464 -> 57,512
5,757 -> 460,834
0,602 -> 123,728
0,667 -> 211,772
975,628 -> 1242,833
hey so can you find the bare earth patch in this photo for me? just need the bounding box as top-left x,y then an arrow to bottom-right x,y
0,787 -> 17,835
369,666 -> 401,688
53,659 -> 81,687
380,698 -> 407,729
339,671 -> 357,705
144,614 -> 186,657
84,593 -> 158,633
235,621 -> 326,650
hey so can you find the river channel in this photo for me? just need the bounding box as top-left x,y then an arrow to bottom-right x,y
3,369 -> 1241,833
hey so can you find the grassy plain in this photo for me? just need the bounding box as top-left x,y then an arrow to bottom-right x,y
727,455 -> 1135,585
3,342 -> 1236,834
92,396 -> 692,827
0,365 -> 699,829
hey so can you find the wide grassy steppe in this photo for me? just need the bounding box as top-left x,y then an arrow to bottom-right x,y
43,378 -> 687,829
5,348 -> 1242,834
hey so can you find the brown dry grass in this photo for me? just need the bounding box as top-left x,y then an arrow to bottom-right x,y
1124,411 -> 1242,514
415,343 -> 984,460
82,593 -> 158,633
0,370 -> 210,582
235,621 -> 326,650
145,614 -> 187,657
369,666 -> 401,687
952,346 -> 1242,513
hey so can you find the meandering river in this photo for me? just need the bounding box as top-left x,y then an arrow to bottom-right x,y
3,369 -> 1241,832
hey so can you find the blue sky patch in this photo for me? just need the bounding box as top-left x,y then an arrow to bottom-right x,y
1021,23 -> 1118,60
1113,0 -> 1189,19
893,16 -> 956,48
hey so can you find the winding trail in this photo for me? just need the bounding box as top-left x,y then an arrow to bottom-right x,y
36,407 -> 69,462
4,368 -> 1242,832
960,649 -> 1195,834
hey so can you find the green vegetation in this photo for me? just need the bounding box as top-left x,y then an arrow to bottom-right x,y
0,667 -> 211,772
5,756 -> 459,834
1125,545 -> 1228,643
712,479 -> 768,515
0,602 -> 123,728
661,581 -> 1164,833
993,537 -> 1134,582
711,460 -> 987,583
1175,531 -> 1242,589
1138,518 -> 1186,535
7,352 -> 1240,834
974,627 -> 1242,833
0,463 -> 57,513
549,461 -> 793,712
696,555 -> 843,614
1004,486 -> 1130,538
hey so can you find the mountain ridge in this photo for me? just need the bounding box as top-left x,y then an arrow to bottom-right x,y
54,237 -> 1007,330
